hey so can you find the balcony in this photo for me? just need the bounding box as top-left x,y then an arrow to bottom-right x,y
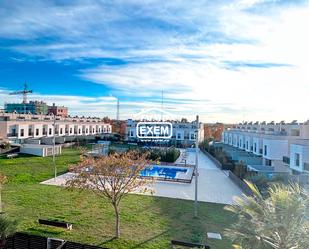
7,133 -> 18,137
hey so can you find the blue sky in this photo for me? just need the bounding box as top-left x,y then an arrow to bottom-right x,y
0,0 -> 308,122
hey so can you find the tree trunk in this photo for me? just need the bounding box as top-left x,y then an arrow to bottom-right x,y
113,203 -> 120,238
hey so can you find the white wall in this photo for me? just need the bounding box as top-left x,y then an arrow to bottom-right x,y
229,133 -> 233,145
290,144 -> 309,173
245,135 -> 253,152
253,137 -> 262,155
233,134 -> 238,147
17,124 -> 29,139
238,135 -> 244,150
67,124 -> 75,135
83,125 -> 90,135
57,124 -> 66,136
33,124 -> 43,138
262,139 -> 288,160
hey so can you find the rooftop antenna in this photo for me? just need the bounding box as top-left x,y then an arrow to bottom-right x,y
161,90 -> 163,121
9,82 -> 33,104
116,98 -> 120,121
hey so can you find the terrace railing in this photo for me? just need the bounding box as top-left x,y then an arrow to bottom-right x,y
4,233 -> 108,249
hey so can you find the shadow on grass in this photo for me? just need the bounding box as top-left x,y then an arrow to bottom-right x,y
98,236 -> 117,246
148,196 -> 236,249
129,230 -> 168,249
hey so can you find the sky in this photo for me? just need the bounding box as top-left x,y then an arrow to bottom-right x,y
0,0 -> 308,123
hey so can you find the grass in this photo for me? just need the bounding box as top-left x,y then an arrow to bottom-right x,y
0,147 -> 237,249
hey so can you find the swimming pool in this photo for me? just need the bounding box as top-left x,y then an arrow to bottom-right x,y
140,166 -> 188,179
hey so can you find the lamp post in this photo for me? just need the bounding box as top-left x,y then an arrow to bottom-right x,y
194,115 -> 199,218
53,114 -> 57,181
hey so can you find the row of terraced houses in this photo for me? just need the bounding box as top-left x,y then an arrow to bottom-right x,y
0,112 -> 112,145
222,121 -> 309,174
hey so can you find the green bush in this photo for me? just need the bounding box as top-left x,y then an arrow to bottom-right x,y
135,147 -> 180,163
233,162 -> 247,179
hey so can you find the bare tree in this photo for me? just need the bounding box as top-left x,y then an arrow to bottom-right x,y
66,151 -> 153,238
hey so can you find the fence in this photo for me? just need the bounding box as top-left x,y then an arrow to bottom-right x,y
4,233 -> 108,249
0,146 -> 20,155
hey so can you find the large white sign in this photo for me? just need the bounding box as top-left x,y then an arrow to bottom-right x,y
136,122 -> 173,139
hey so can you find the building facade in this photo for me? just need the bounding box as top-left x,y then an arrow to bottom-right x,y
126,119 -> 204,147
0,112 -> 112,144
222,121 -> 309,174
5,101 -> 48,115
48,103 -> 68,117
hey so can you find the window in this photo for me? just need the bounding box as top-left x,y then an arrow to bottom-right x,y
246,141 -> 248,149
20,129 -> 24,137
130,130 -> 134,137
283,156 -> 290,164
70,128 -> 72,133
60,128 -> 63,134
304,162 -> 309,171
49,128 -> 52,135
177,133 -> 181,139
265,159 -> 272,166
264,145 -> 267,156
291,129 -> 300,136
254,143 -> 257,152
295,153 -> 300,167
36,129 -> 39,136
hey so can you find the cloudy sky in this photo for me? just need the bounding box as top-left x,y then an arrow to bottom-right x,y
0,0 -> 308,123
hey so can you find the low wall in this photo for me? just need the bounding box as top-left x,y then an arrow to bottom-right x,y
200,148 -> 254,196
229,171 -> 254,196
200,148 -> 222,169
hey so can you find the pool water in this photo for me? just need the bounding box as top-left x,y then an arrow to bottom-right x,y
140,166 -> 188,179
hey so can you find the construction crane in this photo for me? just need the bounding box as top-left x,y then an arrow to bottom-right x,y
9,83 -> 33,103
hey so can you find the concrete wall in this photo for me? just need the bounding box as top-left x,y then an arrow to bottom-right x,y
20,145 -> 61,157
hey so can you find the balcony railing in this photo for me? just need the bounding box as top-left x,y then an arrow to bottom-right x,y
7,133 -> 18,137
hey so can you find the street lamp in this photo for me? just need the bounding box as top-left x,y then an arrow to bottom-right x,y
194,115 -> 199,218
53,114 -> 57,181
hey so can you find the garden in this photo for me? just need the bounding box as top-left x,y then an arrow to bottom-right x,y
0,147 -> 235,249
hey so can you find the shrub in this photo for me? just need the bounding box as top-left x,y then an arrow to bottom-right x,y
134,147 -> 181,163
233,162 -> 247,179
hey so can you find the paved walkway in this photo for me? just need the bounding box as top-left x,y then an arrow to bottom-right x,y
145,149 -> 243,204
41,149 -> 243,205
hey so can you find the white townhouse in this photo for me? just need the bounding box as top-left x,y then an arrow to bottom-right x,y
126,119 -> 204,147
0,112 -> 112,144
290,141 -> 309,174
222,121 -> 309,174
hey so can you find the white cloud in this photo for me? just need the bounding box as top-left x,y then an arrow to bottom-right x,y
1,1 -> 309,123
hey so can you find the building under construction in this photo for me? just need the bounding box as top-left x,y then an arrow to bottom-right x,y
4,83 -> 68,117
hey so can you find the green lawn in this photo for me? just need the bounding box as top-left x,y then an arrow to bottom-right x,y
0,148 -> 236,249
